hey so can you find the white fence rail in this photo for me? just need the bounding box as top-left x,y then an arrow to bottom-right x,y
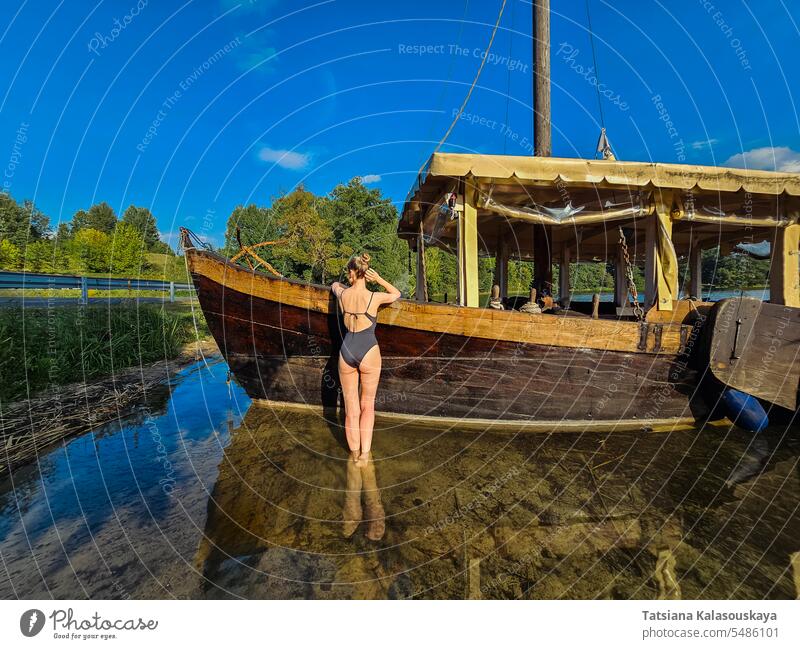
0,271 -> 194,304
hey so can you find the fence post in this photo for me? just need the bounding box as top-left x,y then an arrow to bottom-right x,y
80,276 -> 88,305
169,281 -> 175,303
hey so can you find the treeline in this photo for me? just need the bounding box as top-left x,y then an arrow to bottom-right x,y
0,193 -> 174,276
224,178 -> 409,289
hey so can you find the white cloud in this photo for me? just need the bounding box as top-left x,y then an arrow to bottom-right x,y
257,146 -> 311,170
360,174 -> 381,184
691,138 -> 719,150
724,146 -> 800,172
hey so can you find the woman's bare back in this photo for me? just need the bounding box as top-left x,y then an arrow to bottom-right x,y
337,287 -> 378,333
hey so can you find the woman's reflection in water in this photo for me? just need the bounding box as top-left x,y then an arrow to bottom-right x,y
342,453 -> 385,541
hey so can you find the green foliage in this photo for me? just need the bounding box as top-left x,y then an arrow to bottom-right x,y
148,240 -> 175,255
569,262 -> 615,293
0,193 -> 49,247
273,188 -> 338,283
69,228 -> 111,272
21,239 -> 69,272
0,239 -> 21,269
423,246 -> 457,300
122,205 -> 159,247
72,202 -> 117,234
0,305 -> 205,402
702,248 -> 769,289
222,179 -> 411,291
321,178 -> 409,290
109,221 -> 146,274
145,252 -> 188,283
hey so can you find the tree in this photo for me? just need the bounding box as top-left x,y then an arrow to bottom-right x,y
0,239 -> 21,269
321,178 -> 408,287
223,203 -> 281,259
0,193 -> 49,248
148,240 -> 175,255
122,205 -> 159,247
271,188 -> 338,283
109,221 -> 146,274
69,228 -> 111,272
72,202 -> 117,234
220,179 -> 411,289
22,240 -> 55,272
55,222 -> 71,242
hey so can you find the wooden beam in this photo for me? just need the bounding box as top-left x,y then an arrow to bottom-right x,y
533,224 -> 553,297
769,222 -> 800,307
644,216 -> 657,310
415,226 -> 428,302
688,237 -> 703,299
494,222 -> 509,298
614,251 -> 627,308
559,242 -> 571,305
652,192 -> 678,311
462,180 -> 480,307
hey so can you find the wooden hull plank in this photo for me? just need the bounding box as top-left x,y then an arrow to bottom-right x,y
186,248 -> 707,426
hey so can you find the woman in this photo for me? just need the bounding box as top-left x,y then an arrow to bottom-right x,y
331,253 -> 401,464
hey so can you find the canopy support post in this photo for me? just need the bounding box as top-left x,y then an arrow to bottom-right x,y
614,251 -> 627,308
644,217 -> 657,310
559,242 -> 571,306
415,223 -> 428,302
770,222 -> 800,307
460,179 -> 480,308
689,237 -> 703,300
533,224 -> 553,297
494,223 -> 509,300
646,192 -> 678,311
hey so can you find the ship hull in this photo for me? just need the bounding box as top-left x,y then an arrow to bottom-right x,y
185,245 -> 708,432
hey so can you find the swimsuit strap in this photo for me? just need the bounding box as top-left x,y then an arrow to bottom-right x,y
339,288 -> 375,317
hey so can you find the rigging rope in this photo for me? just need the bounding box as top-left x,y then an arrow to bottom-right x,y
585,0 -> 605,130
425,0 -> 471,143
585,0 -> 615,160
502,0 -> 515,154
419,0 -> 508,177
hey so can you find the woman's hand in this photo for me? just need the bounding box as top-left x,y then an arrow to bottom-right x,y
365,268 -> 381,283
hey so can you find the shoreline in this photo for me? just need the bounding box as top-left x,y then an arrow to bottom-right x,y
0,337 -> 219,480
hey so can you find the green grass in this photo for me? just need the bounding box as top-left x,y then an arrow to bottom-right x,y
0,304 -> 208,402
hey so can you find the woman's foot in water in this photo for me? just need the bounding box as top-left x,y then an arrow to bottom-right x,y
364,500 -> 386,541
343,459 -> 363,537
355,451 -> 371,467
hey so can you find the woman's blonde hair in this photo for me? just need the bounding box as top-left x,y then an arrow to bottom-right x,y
346,252 -> 371,278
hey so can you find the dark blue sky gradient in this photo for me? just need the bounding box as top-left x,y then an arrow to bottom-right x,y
1,0 -> 798,246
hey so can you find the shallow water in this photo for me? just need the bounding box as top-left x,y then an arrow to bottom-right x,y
1,356 -> 798,599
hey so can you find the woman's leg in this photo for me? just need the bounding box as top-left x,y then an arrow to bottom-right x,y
338,354 -> 361,458
359,454 -> 385,541
342,456 -> 363,537
357,346 -> 382,459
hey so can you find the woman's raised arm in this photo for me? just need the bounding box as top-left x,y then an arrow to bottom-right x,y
365,269 -> 401,304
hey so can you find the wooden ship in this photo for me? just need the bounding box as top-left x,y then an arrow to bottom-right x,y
181,1 -> 800,432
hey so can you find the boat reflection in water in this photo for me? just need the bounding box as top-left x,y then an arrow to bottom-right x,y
195,401 -> 800,600
0,358 -> 798,599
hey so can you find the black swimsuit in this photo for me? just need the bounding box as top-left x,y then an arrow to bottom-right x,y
337,289 -> 378,368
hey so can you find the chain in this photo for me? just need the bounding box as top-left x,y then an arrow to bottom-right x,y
618,226 -> 644,321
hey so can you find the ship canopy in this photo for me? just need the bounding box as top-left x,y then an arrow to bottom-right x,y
398,153 -> 800,311
399,152 -> 800,261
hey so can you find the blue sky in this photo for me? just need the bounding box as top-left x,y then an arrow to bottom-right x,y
1,0 -> 799,248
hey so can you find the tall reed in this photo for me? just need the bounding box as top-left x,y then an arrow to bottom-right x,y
0,305 -> 207,402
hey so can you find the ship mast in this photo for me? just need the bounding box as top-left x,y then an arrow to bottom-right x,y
533,0 -> 551,157
532,0 -> 553,295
